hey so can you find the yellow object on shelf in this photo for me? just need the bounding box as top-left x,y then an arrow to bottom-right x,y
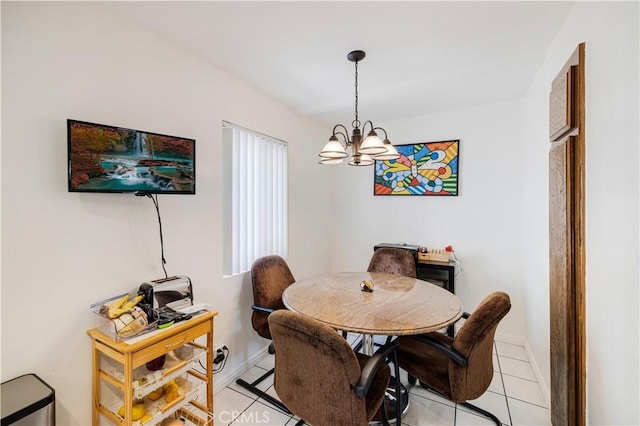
116,403 -> 146,421
140,413 -> 154,424
163,380 -> 179,394
132,404 -> 147,421
164,390 -> 180,404
147,387 -> 163,401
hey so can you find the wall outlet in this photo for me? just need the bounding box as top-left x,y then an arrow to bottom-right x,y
214,344 -> 228,365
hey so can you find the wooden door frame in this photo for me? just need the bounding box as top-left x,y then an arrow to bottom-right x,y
574,43 -> 586,426
549,43 -> 586,426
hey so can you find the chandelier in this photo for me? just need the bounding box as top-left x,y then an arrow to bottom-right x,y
318,50 -> 400,166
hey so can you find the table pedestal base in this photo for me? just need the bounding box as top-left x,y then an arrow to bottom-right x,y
360,335 -> 409,425
369,377 -> 409,425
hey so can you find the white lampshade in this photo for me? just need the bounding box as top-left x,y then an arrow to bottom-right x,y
359,130 -> 387,155
373,139 -> 400,161
319,158 -> 344,165
348,154 -> 374,166
319,137 -> 348,159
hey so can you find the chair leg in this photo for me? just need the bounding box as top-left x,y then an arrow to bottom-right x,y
380,398 -> 390,426
341,331 -> 365,353
372,335 -> 395,350
460,402 -> 502,426
352,338 -> 364,353
293,419 -> 305,426
407,373 -> 417,386
235,368 -> 291,414
390,351 -> 401,426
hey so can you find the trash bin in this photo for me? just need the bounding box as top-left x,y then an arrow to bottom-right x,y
1,374 -> 55,426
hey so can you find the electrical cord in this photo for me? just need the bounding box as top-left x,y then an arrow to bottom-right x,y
450,251 -> 463,278
137,192 -> 168,278
196,346 -> 229,374
213,346 -> 229,374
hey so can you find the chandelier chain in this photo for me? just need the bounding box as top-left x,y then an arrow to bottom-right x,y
353,60 -> 360,129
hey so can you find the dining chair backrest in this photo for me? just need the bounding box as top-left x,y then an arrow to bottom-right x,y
250,255 -> 296,339
450,291 -> 511,400
367,247 -> 417,278
268,310 -> 391,426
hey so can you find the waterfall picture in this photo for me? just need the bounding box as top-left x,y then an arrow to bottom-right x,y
67,120 -> 195,194
133,132 -> 149,157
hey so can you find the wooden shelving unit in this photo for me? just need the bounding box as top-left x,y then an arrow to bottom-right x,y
87,311 -> 217,426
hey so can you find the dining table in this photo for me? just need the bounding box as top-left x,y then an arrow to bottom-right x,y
282,271 -> 463,421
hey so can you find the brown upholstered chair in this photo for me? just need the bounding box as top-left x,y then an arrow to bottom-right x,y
235,255 -> 296,413
268,310 -> 401,426
395,291 -> 511,425
367,247 -> 417,278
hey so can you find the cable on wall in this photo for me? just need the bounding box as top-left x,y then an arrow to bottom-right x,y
136,191 -> 168,278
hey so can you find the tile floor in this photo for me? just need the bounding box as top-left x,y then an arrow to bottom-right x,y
212,338 -> 551,426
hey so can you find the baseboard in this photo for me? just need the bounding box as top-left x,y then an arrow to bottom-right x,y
494,332 -> 525,346
213,344 -> 270,394
494,333 -> 551,408
523,340 -> 551,407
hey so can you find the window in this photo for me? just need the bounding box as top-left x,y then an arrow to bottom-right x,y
222,122 -> 288,275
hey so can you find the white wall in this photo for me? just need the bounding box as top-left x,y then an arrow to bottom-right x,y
522,2 -> 639,424
4,2 -> 639,425
329,100 -> 526,338
0,3 -> 332,425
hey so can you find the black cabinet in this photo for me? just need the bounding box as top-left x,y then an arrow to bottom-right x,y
416,260 -> 456,338
416,260 -> 455,295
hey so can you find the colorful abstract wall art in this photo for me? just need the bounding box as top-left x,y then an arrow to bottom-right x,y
374,140 -> 459,196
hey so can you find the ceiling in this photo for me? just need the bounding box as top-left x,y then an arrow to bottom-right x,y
104,1 -> 573,127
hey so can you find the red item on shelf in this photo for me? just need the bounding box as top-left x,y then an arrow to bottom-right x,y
146,354 -> 166,371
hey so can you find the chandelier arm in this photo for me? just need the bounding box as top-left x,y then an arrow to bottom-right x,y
333,131 -> 350,146
373,126 -> 389,140
362,120 -> 376,134
332,123 -> 350,135
332,124 -> 352,144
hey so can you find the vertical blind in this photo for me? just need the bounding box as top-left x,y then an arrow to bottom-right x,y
224,122 -> 288,275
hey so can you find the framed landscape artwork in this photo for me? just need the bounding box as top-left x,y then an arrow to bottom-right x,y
374,140 -> 459,196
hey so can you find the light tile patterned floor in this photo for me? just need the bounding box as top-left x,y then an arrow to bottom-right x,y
213,339 -> 551,426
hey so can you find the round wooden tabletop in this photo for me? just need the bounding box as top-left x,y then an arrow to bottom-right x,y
282,272 -> 463,336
